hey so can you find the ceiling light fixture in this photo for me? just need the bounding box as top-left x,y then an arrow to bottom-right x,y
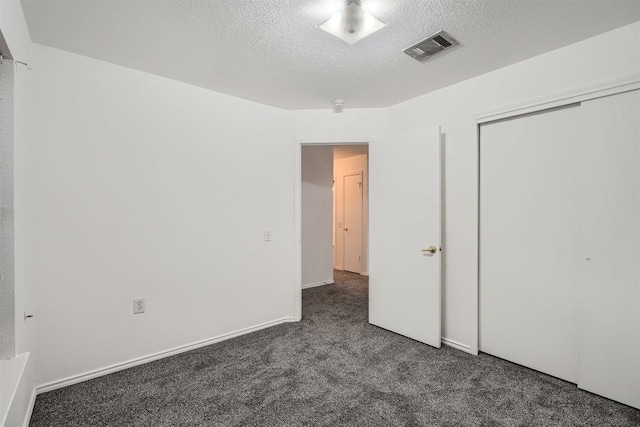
319,0 -> 386,44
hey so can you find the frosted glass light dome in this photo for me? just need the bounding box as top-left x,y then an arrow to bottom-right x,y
319,1 -> 386,44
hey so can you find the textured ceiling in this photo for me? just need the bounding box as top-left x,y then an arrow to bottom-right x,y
21,0 -> 640,110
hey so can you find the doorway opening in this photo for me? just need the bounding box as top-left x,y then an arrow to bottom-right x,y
300,144 -> 369,316
333,145 -> 369,276
300,142 -> 369,318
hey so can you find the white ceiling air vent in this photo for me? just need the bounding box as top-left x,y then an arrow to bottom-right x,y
403,31 -> 459,62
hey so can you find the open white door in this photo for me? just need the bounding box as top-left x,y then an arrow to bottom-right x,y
369,126 -> 442,347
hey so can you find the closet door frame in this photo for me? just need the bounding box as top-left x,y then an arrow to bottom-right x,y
469,75 -> 640,355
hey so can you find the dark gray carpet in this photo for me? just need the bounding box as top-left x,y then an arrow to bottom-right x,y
31,270 -> 640,426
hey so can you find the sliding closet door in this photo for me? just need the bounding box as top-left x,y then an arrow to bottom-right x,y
577,90 -> 640,408
480,89 -> 640,409
479,105 -> 581,383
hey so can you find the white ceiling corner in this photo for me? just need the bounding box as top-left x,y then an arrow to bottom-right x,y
20,0 -> 640,110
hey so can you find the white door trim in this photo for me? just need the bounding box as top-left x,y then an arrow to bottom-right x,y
477,74 -> 640,124
294,139 -> 370,321
472,74 -> 640,356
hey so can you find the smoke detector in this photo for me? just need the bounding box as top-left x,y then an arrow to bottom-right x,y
333,99 -> 345,113
403,31 -> 459,62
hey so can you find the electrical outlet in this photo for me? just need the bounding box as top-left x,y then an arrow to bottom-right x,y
133,298 -> 146,314
264,229 -> 272,242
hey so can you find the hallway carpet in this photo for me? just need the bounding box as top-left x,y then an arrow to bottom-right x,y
31,271 -> 640,426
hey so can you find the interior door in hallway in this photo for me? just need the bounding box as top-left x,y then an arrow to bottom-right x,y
343,172 -> 363,273
369,126 -> 442,348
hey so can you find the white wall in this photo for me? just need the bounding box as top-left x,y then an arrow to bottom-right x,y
334,153 -> 368,274
24,44 -> 390,388
26,44 -> 297,387
13,43 -> 35,364
301,146 -> 333,287
387,21 -> 640,351
0,1 -> 37,425
0,46 -> 16,362
1,0 -> 34,360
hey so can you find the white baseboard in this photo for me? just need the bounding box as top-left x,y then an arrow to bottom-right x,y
441,337 -> 473,354
36,316 -> 296,394
302,280 -> 334,289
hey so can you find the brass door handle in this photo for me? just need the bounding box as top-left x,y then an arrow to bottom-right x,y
422,246 -> 437,254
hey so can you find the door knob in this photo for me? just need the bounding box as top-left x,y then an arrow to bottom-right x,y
422,246 -> 437,254
344,227 -> 349,231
